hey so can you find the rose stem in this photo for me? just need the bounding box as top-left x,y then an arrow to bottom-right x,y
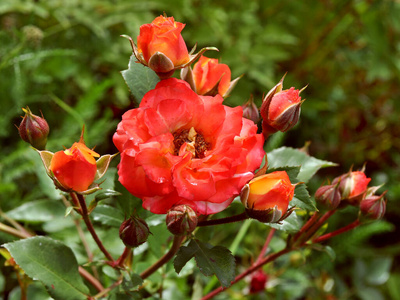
255,228 -> 276,264
140,235 -> 185,280
201,248 -> 291,300
197,212 -> 249,227
72,192 -> 115,262
115,247 -> 132,268
312,219 -> 361,244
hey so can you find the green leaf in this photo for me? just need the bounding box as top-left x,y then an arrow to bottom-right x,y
268,147 -> 337,182
120,271 -> 143,292
3,236 -> 89,300
6,200 -> 65,223
174,239 -> 235,288
267,212 -> 301,233
121,55 -> 159,102
292,183 -> 316,211
91,205 -> 125,227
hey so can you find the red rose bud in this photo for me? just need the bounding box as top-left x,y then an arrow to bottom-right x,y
241,171 -> 295,223
332,168 -> 371,205
249,270 -> 268,294
136,15 -> 189,77
166,205 -> 198,236
18,107 -> 49,150
360,191 -> 387,220
49,140 -> 100,192
260,75 -> 306,138
241,96 -> 260,123
191,55 -> 239,97
315,183 -> 342,210
119,215 -> 150,248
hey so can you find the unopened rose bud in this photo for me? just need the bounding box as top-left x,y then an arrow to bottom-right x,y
360,191 -> 387,220
119,215 -> 150,248
241,171 -> 295,223
241,96 -> 260,123
249,269 -> 268,294
315,183 -> 342,210
332,168 -> 371,205
166,205 -> 198,236
18,107 -> 49,150
260,75 -> 306,138
49,139 -> 100,192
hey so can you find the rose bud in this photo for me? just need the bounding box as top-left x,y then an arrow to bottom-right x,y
188,55 -> 240,97
315,183 -> 342,210
249,270 -> 268,294
260,75 -> 306,139
332,168 -> 371,205
241,96 -> 260,123
18,107 -> 49,150
136,15 -> 189,78
360,191 -> 387,220
49,139 -> 100,192
119,215 -> 150,248
166,205 -> 198,236
241,171 -> 295,223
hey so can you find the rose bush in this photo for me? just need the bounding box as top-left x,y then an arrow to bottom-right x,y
113,78 -> 265,215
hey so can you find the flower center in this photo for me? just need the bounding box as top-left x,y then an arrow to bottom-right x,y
173,127 -> 210,158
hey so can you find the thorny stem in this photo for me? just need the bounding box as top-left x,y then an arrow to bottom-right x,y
312,219 -> 361,244
197,212 -> 249,227
140,235 -> 185,279
72,193 -> 115,262
255,228 -> 275,264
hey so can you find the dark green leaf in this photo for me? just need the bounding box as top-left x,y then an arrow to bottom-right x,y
268,147 -> 337,182
91,205 -> 125,227
120,271 -> 143,292
175,239 -> 235,288
121,55 -> 159,102
292,183 -> 316,211
3,236 -> 89,300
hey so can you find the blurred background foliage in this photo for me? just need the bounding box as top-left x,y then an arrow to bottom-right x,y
0,0 -> 399,299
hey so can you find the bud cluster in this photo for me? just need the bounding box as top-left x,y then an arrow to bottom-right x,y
315,167 -> 387,220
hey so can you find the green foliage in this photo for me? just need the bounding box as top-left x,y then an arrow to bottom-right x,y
4,236 -> 89,300
121,55 -> 160,102
174,239 -> 235,288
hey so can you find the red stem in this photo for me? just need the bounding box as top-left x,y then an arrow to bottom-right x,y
140,235 -> 185,279
255,228 -> 275,264
312,219 -> 361,244
72,193 -> 115,262
115,247 -> 132,268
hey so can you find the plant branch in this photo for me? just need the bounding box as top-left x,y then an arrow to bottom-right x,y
140,235 -> 185,279
78,267 -> 104,292
93,276 -> 123,299
0,222 -> 31,239
255,228 -> 275,264
197,212 -> 248,227
72,193 -> 115,262
312,219 -> 361,244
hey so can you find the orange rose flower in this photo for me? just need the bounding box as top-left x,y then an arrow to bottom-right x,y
192,55 -> 232,96
50,141 -> 100,192
137,16 -> 190,68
